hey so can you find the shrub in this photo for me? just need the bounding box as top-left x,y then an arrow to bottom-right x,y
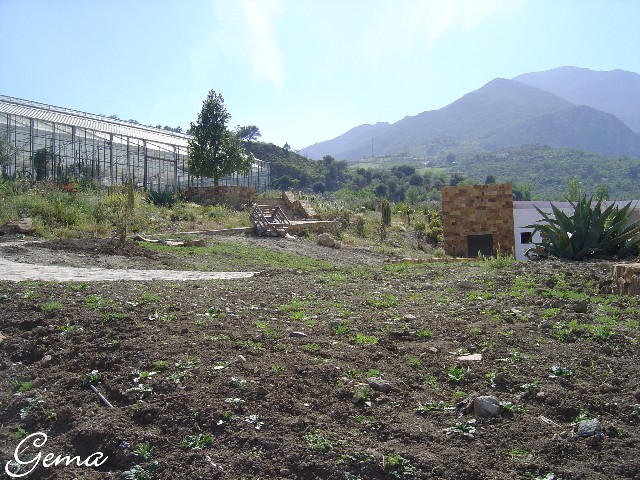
527,196 -> 640,260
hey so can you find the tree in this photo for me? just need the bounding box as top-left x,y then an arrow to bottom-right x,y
485,174 -> 496,184
187,90 -> 252,186
567,176 -> 581,202
594,184 -> 610,201
236,125 -> 261,143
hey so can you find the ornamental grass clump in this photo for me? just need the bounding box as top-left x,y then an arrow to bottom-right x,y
527,196 -> 640,260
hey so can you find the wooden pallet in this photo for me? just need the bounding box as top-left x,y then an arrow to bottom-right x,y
250,204 -> 291,236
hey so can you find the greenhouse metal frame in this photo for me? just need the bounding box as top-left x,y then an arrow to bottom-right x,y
0,95 -> 270,192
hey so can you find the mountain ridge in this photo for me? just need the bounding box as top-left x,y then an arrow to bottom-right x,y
300,67 -> 640,161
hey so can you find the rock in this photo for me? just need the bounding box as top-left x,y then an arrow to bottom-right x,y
289,331 -> 308,338
572,300 -> 589,314
457,353 -> 482,362
473,395 -> 502,418
40,354 -> 53,367
1,218 -> 35,234
367,377 -> 392,393
235,355 -> 247,363
403,313 -> 417,320
316,233 -> 336,248
0,331 -> 5,344
577,419 -> 601,438
458,280 -> 474,290
280,468 -> 291,476
426,346 -> 439,354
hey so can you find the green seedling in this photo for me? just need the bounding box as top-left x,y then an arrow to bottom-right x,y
152,360 -> 169,371
122,463 -> 158,480
20,397 -> 45,419
422,374 -> 438,389
82,370 -> 101,386
217,411 -> 235,425
409,356 -> 421,369
383,454 -> 419,478
303,343 -> 322,352
244,414 -> 264,430
181,433 -> 213,450
132,442 -> 154,461
352,332 -> 379,345
550,366 -> 573,378
367,293 -> 399,309
416,329 -> 433,339
509,447 -> 532,462
416,400 -> 451,414
443,419 -> 476,438
447,365 -> 465,382
500,401 -> 526,414
303,430 -> 335,453
12,379 -> 33,393
353,385 -> 371,407
41,301 -> 62,314
230,377 -> 247,388
364,368 -> 382,378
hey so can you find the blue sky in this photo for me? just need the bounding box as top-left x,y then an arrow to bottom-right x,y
1,0 -> 639,150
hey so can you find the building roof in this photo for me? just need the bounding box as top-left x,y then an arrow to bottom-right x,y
514,200 -> 640,210
0,95 -> 191,148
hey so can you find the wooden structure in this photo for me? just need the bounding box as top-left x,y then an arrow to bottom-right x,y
250,204 -> 290,236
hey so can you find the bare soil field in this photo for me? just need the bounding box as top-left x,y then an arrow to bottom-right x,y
0,236 -> 639,479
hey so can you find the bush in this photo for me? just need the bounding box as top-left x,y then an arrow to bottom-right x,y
147,190 -> 176,208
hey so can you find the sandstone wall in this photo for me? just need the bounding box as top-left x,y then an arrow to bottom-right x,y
441,184 -> 514,257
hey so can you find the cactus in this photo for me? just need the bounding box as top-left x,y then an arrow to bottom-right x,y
381,199 -> 391,226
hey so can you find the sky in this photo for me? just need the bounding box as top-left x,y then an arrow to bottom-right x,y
1,0 -> 639,151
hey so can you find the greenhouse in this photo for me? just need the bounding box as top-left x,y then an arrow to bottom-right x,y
0,95 -> 270,192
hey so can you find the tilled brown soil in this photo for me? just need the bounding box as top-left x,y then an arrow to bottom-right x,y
0,237 -> 639,479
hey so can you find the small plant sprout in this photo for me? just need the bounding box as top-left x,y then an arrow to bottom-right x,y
152,360 -> 169,371
443,419 -> 477,438
509,447 -> 533,462
383,454 -> 419,477
550,365 -> 573,378
12,379 -> 33,393
181,433 -> 213,450
352,385 -> 372,407
409,356 -> 421,369
416,329 -> 433,339
230,376 -> 247,388
122,463 -> 158,480
416,400 -> 452,414
41,300 -> 62,314
217,411 -> 235,425
303,430 -> 335,453
132,441 -> 154,460
500,401 -> 526,415
485,371 -> 498,388
224,397 -> 245,410
244,414 -> 264,430
447,365 -> 465,382
82,370 -> 101,386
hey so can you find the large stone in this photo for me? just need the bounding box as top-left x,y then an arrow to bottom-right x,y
577,419 -> 601,438
317,233 -> 336,248
367,377 -> 392,393
473,395 -> 502,418
1,218 -> 35,234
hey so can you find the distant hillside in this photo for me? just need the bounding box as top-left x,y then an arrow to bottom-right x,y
301,72 -> 640,161
514,66 -> 640,133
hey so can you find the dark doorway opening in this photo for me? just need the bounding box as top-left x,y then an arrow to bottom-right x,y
467,234 -> 493,257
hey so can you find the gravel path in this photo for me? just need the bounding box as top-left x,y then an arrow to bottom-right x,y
0,240 -> 256,281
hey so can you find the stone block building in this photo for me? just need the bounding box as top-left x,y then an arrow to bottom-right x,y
441,183 -> 515,257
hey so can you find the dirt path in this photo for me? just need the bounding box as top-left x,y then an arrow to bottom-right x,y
0,240 -> 255,281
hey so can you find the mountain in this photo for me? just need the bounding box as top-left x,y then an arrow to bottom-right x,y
514,67 -> 640,133
300,71 -> 640,161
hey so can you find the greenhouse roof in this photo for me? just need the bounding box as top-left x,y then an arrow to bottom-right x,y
0,95 -> 191,148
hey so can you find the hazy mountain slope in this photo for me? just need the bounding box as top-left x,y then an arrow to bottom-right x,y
301,121 -> 390,160
301,79 -> 573,160
514,67 -> 640,132
480,105 -> 640,156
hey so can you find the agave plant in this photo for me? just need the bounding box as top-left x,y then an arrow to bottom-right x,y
527,196 -> 640,260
